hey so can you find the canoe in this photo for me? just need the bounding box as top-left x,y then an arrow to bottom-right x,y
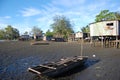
30,42 -> 49,45
28,56 -> 88,77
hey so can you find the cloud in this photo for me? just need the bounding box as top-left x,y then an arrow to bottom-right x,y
17,27 -> 32,35
0,16 -> 11,24
52,0 -> 85,7
16,0 -> 119,33
41,3 -> 62,16
0,16 -> 11,29
10,24 -> 32,34
0,16 -> 11,20
117,7 -> 120,11
0,23 -> 31,34
0,23 -> 7,29
34,1 -> 95,32
36,16 -> 53,32
0,16 -> 11,18
20,7 -> 41,17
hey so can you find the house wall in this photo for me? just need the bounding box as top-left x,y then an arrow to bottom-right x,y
19,35 -> 30,41
75,32 -> 89,39
75,32 -> 83,38
90,20 -> 120,36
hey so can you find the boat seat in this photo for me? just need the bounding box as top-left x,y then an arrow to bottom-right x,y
28,68 -> 41,74
56,58 -> 74,65
63,64 -> 67,66
39,65 -> 56,70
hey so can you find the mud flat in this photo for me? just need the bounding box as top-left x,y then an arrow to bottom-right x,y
0,41 -> 120,80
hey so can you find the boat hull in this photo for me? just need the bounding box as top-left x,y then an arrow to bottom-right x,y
28,56 -> 87,77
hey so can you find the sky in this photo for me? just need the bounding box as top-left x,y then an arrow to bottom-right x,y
0,0 -> 120,35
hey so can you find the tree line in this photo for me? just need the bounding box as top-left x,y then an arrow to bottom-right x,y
0,15 -> 74,40
0,25 -> 19,40
0,10 -> 120,40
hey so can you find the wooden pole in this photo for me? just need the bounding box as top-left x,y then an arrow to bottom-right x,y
116,20 -> 119,48
90,36 -> 93,46
81,37 -> 83,57
116,35 -> 118,48
101,36 -> 104,47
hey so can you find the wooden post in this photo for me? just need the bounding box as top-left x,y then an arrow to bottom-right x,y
116,35 -> 118,48
116,20 -> 118,48
80,37 -> 83,57
90,36 -> 93,47
101,36 -> 104,47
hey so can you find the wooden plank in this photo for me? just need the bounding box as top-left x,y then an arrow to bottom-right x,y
56,57 -> 81,65
28,68 -> 41,74
57,58 -> 72,65
39,65 -> 56,70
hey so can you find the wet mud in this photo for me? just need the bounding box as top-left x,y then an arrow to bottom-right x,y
0,41 -> 120,80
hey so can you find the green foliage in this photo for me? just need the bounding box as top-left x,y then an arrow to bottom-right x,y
5,25 -> 20,40
0,25 -> 19,40
81,25 -> 90,33
0,29 -> 5,39
45,29 -> 53,37
24,31 -> 29,35
114,12 -> 120,20
95,10 -> 120,22
31,26 -> 42,35
51,15 -> 74,39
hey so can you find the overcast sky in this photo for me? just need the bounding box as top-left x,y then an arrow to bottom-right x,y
0,0 -> 120,34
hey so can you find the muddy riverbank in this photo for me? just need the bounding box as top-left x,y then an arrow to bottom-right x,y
0,41 -> 120,80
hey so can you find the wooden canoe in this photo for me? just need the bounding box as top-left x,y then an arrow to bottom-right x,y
28,56 -> 88,77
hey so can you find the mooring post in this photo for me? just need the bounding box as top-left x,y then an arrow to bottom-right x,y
101,36 -> 104,48
116,35 -> 119,48
90,36 -> 93,47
